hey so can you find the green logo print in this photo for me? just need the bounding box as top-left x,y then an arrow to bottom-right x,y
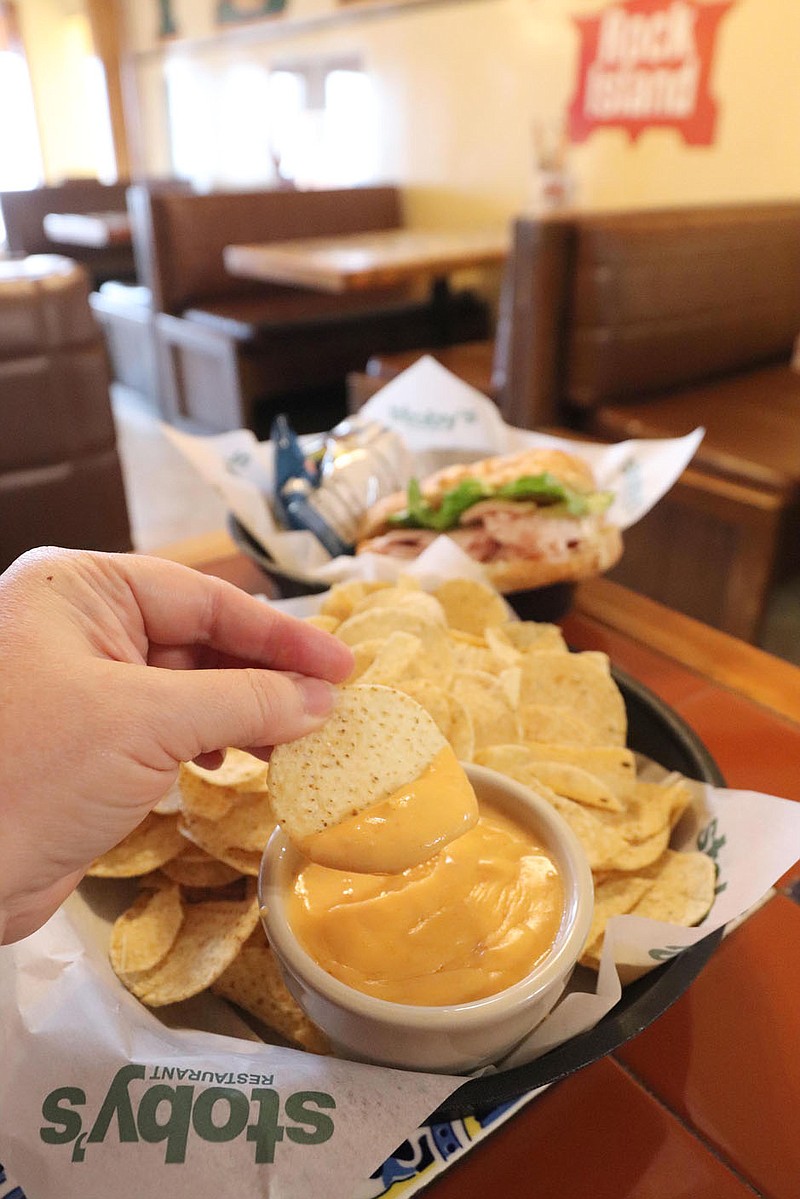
697,817 -> 727,894
40,1065 -> 335,1165
647,817 -> 725,961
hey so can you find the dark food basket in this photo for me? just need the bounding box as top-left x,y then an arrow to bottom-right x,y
228,514 -> 576,617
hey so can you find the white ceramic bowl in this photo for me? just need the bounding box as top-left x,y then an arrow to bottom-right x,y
259,763 -> 594,1074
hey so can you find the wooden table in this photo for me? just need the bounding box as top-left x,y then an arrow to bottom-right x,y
42,210 -> 132,248
223,226 -> 508,294
155,532 -> 800,1197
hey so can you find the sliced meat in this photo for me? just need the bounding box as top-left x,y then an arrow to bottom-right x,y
361,506 -> 600,565
359,528 -> 439,558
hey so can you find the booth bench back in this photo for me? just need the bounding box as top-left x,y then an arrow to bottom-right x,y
130,185 -> 405,315
506,202 -> 800,430
0,180 -> 135,288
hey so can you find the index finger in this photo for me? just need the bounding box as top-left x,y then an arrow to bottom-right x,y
116,554 -> 354,682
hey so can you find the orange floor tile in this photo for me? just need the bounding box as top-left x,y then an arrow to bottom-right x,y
432,1056 -> 758,1198
616,895 -> 800,1199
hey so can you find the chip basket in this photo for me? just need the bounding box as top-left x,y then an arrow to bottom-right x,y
228,511 -> 726,1119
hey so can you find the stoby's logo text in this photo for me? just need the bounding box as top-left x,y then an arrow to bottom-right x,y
40,1065 -> 335,1165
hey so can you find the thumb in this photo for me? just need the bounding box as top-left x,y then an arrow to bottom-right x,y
144,666 -> 337,763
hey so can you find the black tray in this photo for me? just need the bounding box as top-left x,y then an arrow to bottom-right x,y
432,666 -> 725,1121
228,515 -> 330,598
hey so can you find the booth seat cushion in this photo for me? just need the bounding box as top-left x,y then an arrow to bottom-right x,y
590,362 -> 800,498
182,282 -> 428,341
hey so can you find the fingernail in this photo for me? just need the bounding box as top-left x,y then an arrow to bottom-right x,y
296,676 -> 336,717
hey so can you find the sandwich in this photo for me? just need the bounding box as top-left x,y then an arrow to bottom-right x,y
356,446 -> 623,592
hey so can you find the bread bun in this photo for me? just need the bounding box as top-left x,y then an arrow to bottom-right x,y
478,525 -> 623,592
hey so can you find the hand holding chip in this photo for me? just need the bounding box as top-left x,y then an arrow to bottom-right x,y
0,548 -> 353,945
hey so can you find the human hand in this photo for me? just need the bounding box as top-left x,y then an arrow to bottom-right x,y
0,548 -> 354,944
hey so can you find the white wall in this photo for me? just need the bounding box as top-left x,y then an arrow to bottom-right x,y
116,0 -> 800,225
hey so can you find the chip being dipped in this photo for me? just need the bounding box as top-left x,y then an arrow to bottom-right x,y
267,684 -> 479,873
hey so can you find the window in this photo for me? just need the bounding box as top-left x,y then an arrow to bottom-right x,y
0,5 -> 42,241
0,48 -> 41,190
267,58 -> 379,188
165,53 -> 379,191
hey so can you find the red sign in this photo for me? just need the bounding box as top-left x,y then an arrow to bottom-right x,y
567,0 -> 734,145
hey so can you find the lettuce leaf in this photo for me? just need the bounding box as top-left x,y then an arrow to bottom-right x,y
387,472 -> 611,531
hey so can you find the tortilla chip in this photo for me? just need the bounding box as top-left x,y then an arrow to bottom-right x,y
518,760 -> 623,813
336,606 -> 440,646
579,873 -> 654,967
109,884 -> 184,974
518,651 -> 627,745
161,846 -> 244,889
635,777 -> 695,830
268,684 -> 448,843
580,849 -> 716,969
346,637 -> 384,682
448,637 -> 503,675
498,665 -> 522,707
523,744 -> 638,802
179,790 -> 276,860
356,632 -> 425,688
433,578 -> 510,636
453,670 -> 521,750
319,580 -> 390,622
630,778 -> 695,834
86,813 -> 185,878
182,748 -> 269,792
352,588 -> 446,627
153,779 -> 183,816
178,773 -> 237,822
448,629 -> 486,647
483,627 -> 522,669
399,679 -> 476,761
121,883 -> 260,1006
474,745 -> 670,872
629,849 -> 717,927
193,846 -> 262,878
212,941 -> 330,1054
498,621 -> 568,654
304,614 -> 340,633
519,703 -> 608,746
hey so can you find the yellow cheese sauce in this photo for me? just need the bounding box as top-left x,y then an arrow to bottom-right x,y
287,801 -> 564,1006
298,745 -> 480,874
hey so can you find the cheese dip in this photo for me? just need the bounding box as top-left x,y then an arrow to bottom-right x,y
287,800 -> 564,1006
